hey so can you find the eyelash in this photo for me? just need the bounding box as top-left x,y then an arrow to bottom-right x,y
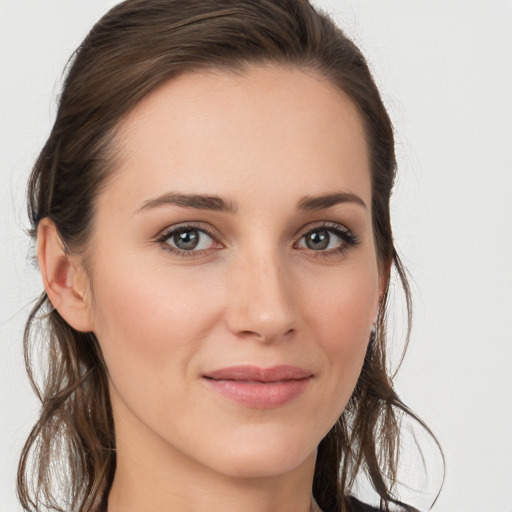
155,221 -> 359,259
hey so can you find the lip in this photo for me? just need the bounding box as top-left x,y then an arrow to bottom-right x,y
202,365 -> 313,409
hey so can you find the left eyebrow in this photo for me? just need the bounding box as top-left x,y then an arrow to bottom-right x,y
297,192 -> 367,211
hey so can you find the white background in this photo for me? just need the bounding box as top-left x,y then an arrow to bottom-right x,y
1,1 -> 511,511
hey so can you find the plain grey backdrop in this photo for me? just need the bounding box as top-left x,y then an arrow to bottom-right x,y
1,1 -> 511,511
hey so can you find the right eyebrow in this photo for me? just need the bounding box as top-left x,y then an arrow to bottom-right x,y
135,192 -> 238,215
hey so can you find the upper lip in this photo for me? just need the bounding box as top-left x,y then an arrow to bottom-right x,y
203,365 -> 313,382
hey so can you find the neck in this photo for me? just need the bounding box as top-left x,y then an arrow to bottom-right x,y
107,398 -> 318,512
108,451 -> 317,512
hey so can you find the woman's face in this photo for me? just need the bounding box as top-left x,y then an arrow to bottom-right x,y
83,65 -> 383,479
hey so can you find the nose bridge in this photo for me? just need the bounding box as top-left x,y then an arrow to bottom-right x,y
226,244 -> 296,341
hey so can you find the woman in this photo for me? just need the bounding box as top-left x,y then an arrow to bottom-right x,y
17,1 -> 440,511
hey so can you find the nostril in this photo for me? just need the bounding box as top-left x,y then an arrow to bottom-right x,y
238,330 -> 258,338
236,327 -> 295,342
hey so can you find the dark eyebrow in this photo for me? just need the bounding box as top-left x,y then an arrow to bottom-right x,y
136,192 -> 238,214
137,190 -> 365,215
298,192 -> 367,211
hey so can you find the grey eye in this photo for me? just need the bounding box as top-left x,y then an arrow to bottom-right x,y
167,229 -> 214,251
299,229 -> 344,251
305,230 -> 330,250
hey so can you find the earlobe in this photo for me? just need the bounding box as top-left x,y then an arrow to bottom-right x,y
37,218 -> 94,332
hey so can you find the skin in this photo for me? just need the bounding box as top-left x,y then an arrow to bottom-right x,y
39,65 -> 384,512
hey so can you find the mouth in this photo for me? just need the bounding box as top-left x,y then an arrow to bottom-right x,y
201,365 -> 314,409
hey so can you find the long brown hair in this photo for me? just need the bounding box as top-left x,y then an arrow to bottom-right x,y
18,1 -> 442,511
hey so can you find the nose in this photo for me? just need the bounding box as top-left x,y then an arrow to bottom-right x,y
225,251 -> 296,343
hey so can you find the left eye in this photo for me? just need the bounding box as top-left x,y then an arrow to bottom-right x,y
164,228 -> 215,251
297,228 -> 346,251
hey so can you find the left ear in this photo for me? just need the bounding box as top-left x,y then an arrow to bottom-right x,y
37,218 -> 94,332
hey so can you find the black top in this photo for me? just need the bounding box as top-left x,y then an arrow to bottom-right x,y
348,496 -> 382,511
347,496 -> 419,512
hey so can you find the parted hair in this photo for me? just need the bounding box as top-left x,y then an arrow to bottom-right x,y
18,1 -> 440,511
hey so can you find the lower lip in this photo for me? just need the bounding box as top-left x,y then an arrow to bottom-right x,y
203,377 -> 311,409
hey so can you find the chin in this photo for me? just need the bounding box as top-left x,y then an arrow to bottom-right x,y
200,428 -> 319,479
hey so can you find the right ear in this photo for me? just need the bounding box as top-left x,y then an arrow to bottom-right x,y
37,218 -> 94,332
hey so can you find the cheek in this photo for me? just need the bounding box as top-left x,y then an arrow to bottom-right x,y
301,261 -> 379,397
88,257 -> 230,442
304,261 -> 379,343
89,257 -> 222,383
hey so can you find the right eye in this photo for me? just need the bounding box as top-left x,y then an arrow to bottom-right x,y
157,225 -> 222,256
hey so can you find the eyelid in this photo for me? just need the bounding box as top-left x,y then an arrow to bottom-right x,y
156,221 -> 217,240
295,221 -> 354,240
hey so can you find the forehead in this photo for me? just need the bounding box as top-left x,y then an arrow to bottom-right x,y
104,65 -> 371,212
